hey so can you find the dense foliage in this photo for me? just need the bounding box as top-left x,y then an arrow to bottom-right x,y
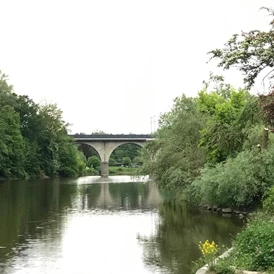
141,78 -> 263,204
140,95 -> 206,191
0,72 -> 86,179
233,216 -> 274,271
188,143 -> 274,207
110,144 -> 142,167
141,7 -> 274,210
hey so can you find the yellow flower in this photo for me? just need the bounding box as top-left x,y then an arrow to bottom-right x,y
198,240 -> 218,267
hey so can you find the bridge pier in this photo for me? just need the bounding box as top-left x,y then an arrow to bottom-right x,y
101,161 -> 109,177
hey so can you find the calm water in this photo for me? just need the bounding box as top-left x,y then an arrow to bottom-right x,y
0,176 -> 244,274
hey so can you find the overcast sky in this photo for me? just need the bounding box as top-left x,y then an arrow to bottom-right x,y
1,1 -> 273,134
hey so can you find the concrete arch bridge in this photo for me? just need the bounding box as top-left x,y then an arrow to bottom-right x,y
70,134 -> 154,176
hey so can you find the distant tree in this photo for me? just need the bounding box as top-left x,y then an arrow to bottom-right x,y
122,157 -> 131,166
110,144 -> 141,164
91,130 -> 106,135
87,156 -> 101,169
109,158 -> 117,166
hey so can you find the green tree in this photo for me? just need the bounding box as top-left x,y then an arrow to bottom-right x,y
38,103 -> 86,177
91,130 -> 106,135
198,86 -> 253,163
209,7 -> 274,90
110,144 -> 141,164
58,139 -> 86,177
141,95 -> 207,191
87,156 -> 101,169
0,105 -> 26,179
0,70 -> 88,179
122,156 -> 131,166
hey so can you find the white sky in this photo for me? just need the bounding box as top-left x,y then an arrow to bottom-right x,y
1,0 -> 273,134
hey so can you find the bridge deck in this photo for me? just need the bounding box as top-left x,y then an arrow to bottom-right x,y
70,134 -> 154,141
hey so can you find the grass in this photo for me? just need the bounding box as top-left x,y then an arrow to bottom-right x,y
108,166 -> 137,175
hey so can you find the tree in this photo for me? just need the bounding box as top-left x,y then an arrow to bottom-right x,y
0,105 -> 26,178
110,144 -> 141,164
91,130 -> 106,135
209,7 -> 274,90
122,157 -> 131,166
141,94 -> 207,190
0,72 -> 16,108
0,70 -> 88,179
198,84 -> 254,163
87,156 -> 101,169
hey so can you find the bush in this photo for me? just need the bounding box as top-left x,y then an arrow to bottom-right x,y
214,258 -> 235,274
262,186 -> 274,214
188,145 -> 274,207
59,167 -> 78,177
234,217 -> 274,271
87,156 -> 101,169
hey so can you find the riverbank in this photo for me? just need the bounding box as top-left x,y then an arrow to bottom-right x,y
193,190 -> 274,274
0,177 -> 241,274
108,166 -> 137,176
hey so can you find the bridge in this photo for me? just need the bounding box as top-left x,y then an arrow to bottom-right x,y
70,134 -> 154,177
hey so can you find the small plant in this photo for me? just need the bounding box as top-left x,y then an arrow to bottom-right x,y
214,259 -> 235,274
198,240 -> 218,269
190,256 -> 206,274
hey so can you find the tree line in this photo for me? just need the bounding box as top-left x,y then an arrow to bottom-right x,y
0,73 -> 86,179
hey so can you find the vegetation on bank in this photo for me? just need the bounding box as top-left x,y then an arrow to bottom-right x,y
138,7 -> 274,274
194,190 -> 274,273
140,7 -> 274,210
0,73 -> 143,179
0,72 -> 89,179
109,166 -> 137,175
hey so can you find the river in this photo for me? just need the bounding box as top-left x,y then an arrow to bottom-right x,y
0,176 -> 244,274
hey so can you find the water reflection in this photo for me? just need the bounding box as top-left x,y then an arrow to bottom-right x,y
0,177 -> 243,274
139,202 -> 244,274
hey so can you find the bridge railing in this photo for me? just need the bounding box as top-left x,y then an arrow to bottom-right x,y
69,134 -> 154,139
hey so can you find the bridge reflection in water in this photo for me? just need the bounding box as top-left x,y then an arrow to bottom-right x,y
74,176 -> 162,210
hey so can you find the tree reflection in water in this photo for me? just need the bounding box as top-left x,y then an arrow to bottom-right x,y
138,201 -> 244,274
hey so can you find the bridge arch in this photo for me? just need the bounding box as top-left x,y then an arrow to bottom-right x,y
82,141 -> 145,176
109,142 -> 143,166
78,142 -> 102,161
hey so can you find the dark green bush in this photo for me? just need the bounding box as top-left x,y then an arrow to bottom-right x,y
188,144 -> 274,207
234,217 -> 274,271
262,186 -> 274,215
214,260 -> 235,274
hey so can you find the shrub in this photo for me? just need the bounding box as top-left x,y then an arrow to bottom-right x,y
188,145 -> 274,207
214,259 -> 235,274
262,186 -> 274,214
234,217 -> 274,271
87,156 -> 100,169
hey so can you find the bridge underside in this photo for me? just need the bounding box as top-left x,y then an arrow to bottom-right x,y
78,140 -> 146,177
